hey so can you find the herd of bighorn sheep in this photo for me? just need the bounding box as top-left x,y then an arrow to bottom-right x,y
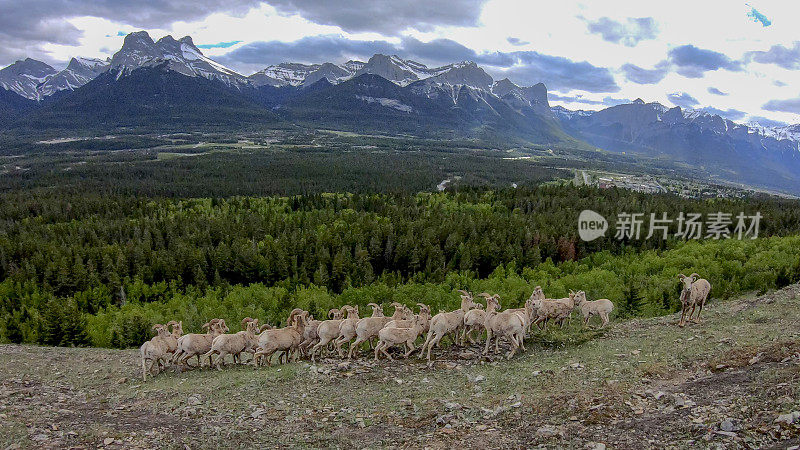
140,274 -> 710,380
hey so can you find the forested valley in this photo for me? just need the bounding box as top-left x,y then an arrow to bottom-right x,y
2,184 -> 799,348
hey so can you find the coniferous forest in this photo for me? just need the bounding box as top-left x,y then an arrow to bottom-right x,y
2,178 -> 799,348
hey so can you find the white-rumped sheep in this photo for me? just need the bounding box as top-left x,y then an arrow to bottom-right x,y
419,290 -> 479,363
348,302 -> 410,359
482,294 -> 529,360
383,303 -> 425,330
204,319 -> 260,370
333,305 -> 361,358
573,290 -> 614,328
254,310 -> 308,366
311,306 -> 354,362
461,300 -> 486,344
172,319 -> 228,369
678,273 -> 711,327
140,324 -> 172,381
374,312 -> 430,360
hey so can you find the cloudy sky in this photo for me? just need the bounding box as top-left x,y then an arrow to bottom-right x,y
2,0 -> 799,124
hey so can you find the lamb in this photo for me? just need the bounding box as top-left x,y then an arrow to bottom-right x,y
140,324 -> 172,381
374,312 -> 430,360
310,306 -> 354,362
530,287 -> 572,331
163,320 -> 183,354
254,309 -> 308,366
461,300 -> 486,344
573,290 -> 614,328
204,319 -> 260,370
552,292 -> 577,328
172,319 -> 228,369
382,303 -> 425,330
482,294 -> 529,360
419,290 -> 479,363
333,305 -> 360,358
678,273 -> 712,327
348,302 -> 410,359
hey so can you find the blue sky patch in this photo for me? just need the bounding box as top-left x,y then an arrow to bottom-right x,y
746,4 -> 772,27
197,40 -> 242,49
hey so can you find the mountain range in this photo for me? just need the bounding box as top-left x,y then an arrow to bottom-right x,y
0,30 -> 798,194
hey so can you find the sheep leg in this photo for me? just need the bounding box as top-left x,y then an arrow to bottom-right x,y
334,338 -> 347,358
483,329 -> 493,356
425,333 -> 441,362
688,304 -> 697,324
494,336 -> 500,354
419,333 -> 433,360
507,338 -> 518,360
141,357 -> 149,382
693,301 -> 705,323
679,303 -> 687,327
348,338 -> 364,359
404,341 -> 416,358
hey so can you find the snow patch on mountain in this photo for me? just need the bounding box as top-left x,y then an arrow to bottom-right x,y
355,95 -> 413,112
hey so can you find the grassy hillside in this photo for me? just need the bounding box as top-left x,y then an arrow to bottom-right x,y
1,285 -> 799,448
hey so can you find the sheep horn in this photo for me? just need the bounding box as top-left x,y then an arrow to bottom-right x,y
367,302 -> 379,308
456,289 -> 471,296
328,308 -> 339,319
390,302 -> 402,308
477,292 -> 492,298
201,322 -> 210,330
258,324 -> 273,333
678,273 -> 686,280
689,273 -> 699,280
166,320 -> 178,327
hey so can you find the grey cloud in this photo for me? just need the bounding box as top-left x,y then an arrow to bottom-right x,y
701,106 -> 745,120
707,87 -> 728,96
586,17 -> 658,47
218,35 -> 398,67
774,80 -> 787,87
266,0 -> 488,34
0,0 -> 261,66
749,116 -> 788,127
506,37 -> 529,46
620,62 -> 668,84
763,97 -> 800,114
221,34 -> 621,93
667,92 -> 699,108
549,94 -> 629,107
488,52 -> 619,93
667,45 -> 742,78
746,42 -> 800,70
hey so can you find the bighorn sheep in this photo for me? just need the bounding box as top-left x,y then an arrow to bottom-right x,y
553,291 -> 577,327
573,291 -> 614,328
482,294 -> 529,360
383,303 -> 428,330
163,320 -> 183,354
172,319 -> 228,369
311,306 -> 354,362
419,290 -> 479,363
348,302 -> 410,359
254,309 -> 308,366
333,305 -> 361,358
678,273 -> 711,327
375,312 -> 430,360
140,324 -> 172,381
204,319 -> 260,370
530,287 -> 571,331
461,300 -> 486,344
